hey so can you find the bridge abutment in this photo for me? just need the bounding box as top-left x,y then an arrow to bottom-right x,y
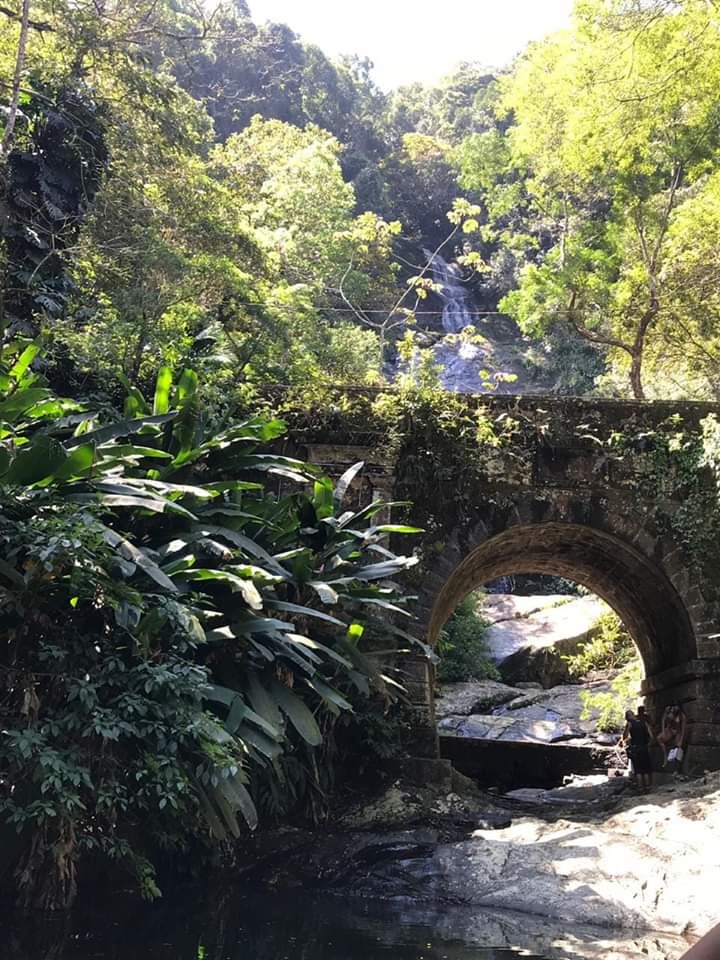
643,659 -> 720,772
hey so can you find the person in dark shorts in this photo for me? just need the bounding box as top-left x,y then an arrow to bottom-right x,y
622,709 -> 653,792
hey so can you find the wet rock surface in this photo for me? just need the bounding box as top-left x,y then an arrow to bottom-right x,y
258,772 -> 720,941
438,676 -> 618,747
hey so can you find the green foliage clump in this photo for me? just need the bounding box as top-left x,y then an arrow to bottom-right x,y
564,611 -> 636,680
0,347 -> 425,909
437,595 -> 498,683
580,660 -> 643,734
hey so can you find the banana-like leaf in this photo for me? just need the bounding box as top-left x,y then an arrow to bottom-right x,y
246,673 -> 283,729
53,443 -> 95,480
269,679 -> 323,747
6,436 -> 67,484
101,526 -> 177,592
153,366 -> 173,416
371,524 -> 424,535
313,475 -> 334,520
205,684 -> 281,739
108,477 -> 217,500
352,557 -> 419,580
191,525 -> 287,576
266,599 -> 344,627
9,342 -> 40,382
197,785 -> 229,842
236,722 -> 283,760
219,773 -> 258,832
333,461 -> 364,507
306,677 -> 353,714
336,500 -> 411,530
307,581 -> 339,605
183,568 -> 263,610
65,413 -> 175,448
0,387 -> 53,422
98,444 -> 172,461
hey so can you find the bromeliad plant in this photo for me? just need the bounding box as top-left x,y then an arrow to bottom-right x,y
0,342 -> 424,909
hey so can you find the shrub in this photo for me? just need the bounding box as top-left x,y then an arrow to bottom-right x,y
437,595 -> 499,683
580,660 -> 643,732
0,351 -> 424,908
564,611 -> 636,679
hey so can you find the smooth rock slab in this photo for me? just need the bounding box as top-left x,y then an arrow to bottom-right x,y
332,778 -> 720,935
482,593 -> 575,624
484,594 -> 609,687
435,680 -> 524,719
438,713 -> 587,743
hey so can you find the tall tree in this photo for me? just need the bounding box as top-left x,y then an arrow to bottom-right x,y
497,0 -> 720,398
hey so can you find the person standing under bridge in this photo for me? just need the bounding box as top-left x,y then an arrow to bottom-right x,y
658,704 -> 687,769
622,709 -> 654,792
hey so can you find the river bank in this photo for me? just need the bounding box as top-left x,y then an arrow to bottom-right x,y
237,765 -> 720,955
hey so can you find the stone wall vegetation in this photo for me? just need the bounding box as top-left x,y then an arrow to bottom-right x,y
280,386 -> 720,768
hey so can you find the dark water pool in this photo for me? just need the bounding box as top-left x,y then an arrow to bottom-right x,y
0,891 -> 685,960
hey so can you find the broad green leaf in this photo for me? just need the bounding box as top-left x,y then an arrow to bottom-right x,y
175,367 -> 199,404
153,366 -> 173,415
0,388 -> 53,423
183,568 -> 263,609
53,443 -> 95,480
65,414 -> 175,449
101,526 -> 177,592
9,343 -> 40,382
308,581 -> 339,605
246,673 -> 283,729
372,524 -> 424,535
269,679 -> 322,746
237,722 -> 283,760
313,475 -> 334,519
306,677 -> 353,714
6,436 -> 67,484
266,599 -> 344,626
334,461 -> 364,506
218,773 -> 258,831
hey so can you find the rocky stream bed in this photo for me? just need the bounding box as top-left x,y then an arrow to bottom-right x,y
236,593 -> 718,958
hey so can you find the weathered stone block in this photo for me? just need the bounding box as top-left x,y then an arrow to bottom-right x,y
686,744 -> 720,773
687,721 -> 720,747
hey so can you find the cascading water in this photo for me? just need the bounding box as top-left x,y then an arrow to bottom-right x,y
400,248 -> 536,394
422,248 -> 475,333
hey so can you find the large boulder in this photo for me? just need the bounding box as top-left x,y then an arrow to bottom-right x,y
484,594 -> 609,687
438,712 -> 587,743
437,677 -> 617,746
434,680 -> 524,719
317,774 -> 720,936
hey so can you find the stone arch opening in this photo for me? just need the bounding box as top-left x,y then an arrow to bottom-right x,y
427,522 -> 696,678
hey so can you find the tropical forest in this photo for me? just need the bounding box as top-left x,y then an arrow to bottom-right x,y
2,2 -> 720,959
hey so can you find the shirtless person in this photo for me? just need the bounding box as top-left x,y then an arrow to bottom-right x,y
658,704 -> 687,767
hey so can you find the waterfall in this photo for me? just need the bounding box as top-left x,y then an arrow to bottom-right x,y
422,248 -> 474,333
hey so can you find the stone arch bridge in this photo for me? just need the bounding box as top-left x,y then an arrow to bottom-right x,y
284,393 -> 720,773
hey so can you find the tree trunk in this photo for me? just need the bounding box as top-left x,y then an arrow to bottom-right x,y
629,295 -> 658,401
629,350 -> 645,401
0,0 -> 32,162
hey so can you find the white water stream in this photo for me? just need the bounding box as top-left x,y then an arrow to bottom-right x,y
422,248 -> 475,333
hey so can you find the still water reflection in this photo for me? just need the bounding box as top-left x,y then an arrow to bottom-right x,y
0,890 -> 685,960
